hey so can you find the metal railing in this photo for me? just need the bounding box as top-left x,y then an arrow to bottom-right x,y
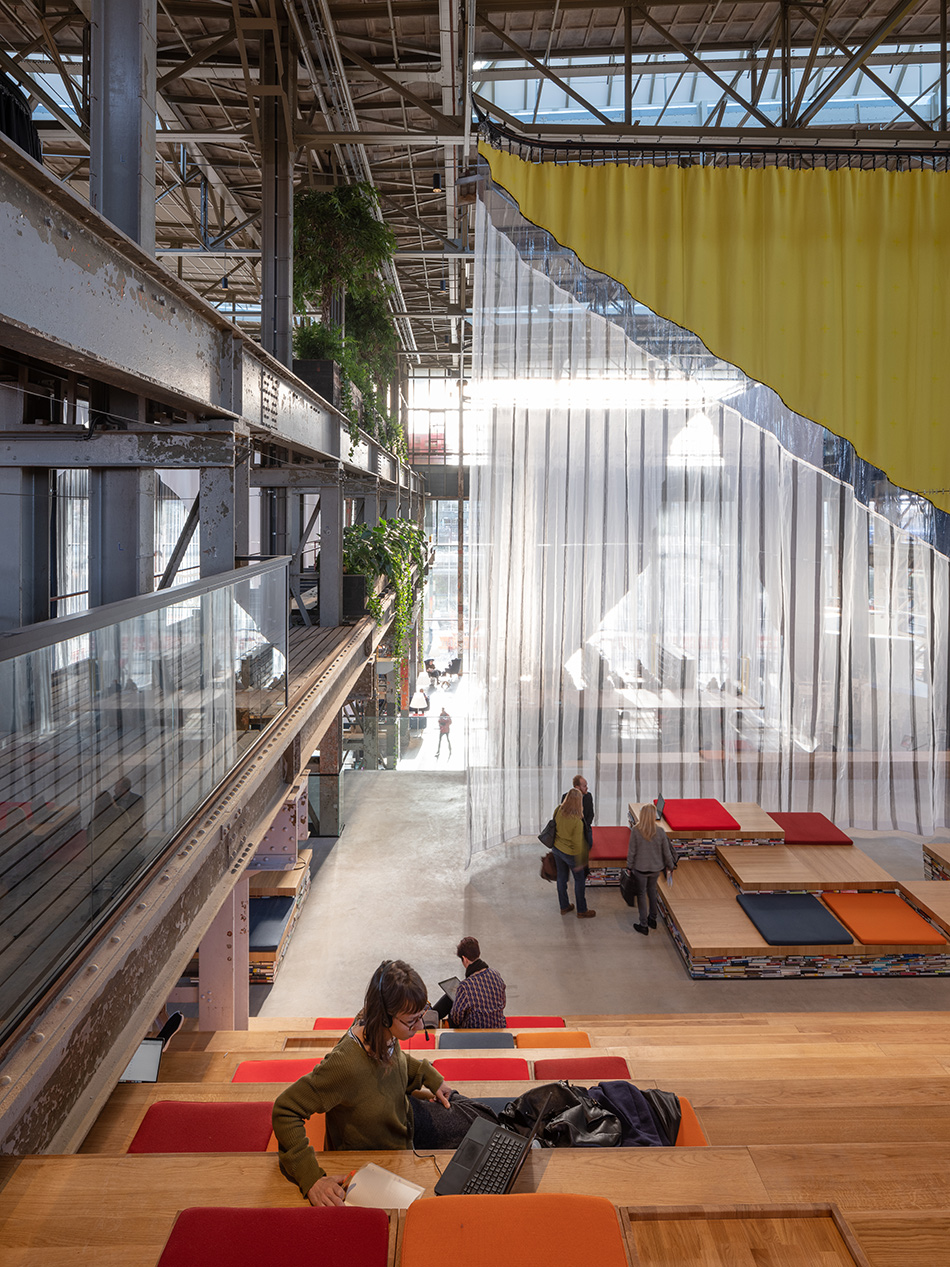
0,558 -> 289,1041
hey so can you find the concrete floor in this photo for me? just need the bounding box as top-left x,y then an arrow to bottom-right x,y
256,767 -> 950,1020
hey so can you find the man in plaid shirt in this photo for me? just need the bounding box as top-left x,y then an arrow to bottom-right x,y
449,936 -> 506,1029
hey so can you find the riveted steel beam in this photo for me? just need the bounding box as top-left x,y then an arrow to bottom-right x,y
0,430 -> 236,467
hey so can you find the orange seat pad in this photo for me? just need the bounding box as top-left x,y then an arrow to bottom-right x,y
674,1097 -> 708,1146
513,1030 -> 590,1049
266,1113 -> 325,1153
400,1194 -> 628,1267
821,891 -> 947,945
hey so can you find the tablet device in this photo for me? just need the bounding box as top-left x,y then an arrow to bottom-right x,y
439,976 -> 462,1000
119,1037 -> 164,1083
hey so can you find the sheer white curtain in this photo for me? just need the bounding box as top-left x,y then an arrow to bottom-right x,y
467,187 -> 949,855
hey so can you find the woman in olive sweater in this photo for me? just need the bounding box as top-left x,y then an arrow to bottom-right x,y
552,787 -> 595,919
272,959 -> 452,1205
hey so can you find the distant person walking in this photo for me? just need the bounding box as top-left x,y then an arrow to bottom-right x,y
436,707 -> 452,757
626,803 -> 676,936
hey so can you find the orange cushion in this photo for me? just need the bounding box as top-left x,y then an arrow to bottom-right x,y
506,1016 -> 565,1028
401,1194 -> 628,1267
431,1058 -> 530,1080
231,1058 -> 321,1084
265,1113 -> 325,1153
514,1031 -> 590,1049
674,1097 -> 708,1146
533,1057 -> 630,1080
821,892 -> 947,945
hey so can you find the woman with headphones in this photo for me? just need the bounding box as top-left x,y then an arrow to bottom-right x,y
273,959 -> 453,1206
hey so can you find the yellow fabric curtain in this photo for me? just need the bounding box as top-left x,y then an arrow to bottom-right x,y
482,143 -> 950,514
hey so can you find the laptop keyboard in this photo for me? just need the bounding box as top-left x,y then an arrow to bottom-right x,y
462,1129 -> 526,1194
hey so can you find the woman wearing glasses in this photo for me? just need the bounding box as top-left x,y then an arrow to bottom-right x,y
273,959 -> 452,1206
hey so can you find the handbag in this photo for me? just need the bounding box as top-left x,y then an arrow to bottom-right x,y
538,818 -> 556,848
540,851 -> 557,882
500,1081 -> 621,1149
619,868 -> 638,907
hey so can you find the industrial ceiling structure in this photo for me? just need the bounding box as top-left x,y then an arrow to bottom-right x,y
1,1 -> 948,377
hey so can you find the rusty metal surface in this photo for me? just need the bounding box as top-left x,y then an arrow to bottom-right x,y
0,149 -> 232,413
0,140 -> 422,492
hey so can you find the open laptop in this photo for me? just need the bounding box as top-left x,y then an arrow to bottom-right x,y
655,793 -> 666,822
438,975 -> 462,1001
434,1089 -> 553,1197
119,1036 -> 164,1083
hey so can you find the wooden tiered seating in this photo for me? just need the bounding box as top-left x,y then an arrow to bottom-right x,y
6,1010 -> 947,1265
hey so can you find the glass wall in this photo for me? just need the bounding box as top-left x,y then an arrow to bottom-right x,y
0,560 -> 288,1042
424,499 -> 468,669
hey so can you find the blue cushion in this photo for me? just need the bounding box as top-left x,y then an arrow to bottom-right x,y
438,1031 -> 515,1049
248,896 -> 294,952
736,892 -> 853,945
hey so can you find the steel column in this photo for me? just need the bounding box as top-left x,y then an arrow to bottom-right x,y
319,481 -> 343,627
234,449 -> 250,559
259,29 -> 295,368
199,466 -> 236,576
197,876 -> 250,1031
0,469 -> 49,631
89,0 -> 157,252
317,713 -> 344,835
89,467 -> 156,605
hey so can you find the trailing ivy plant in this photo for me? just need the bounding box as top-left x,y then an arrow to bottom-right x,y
293,315 -> 406,459
342,518 -> 428,658
292,182 -> 408,458
293,183 -> 396,321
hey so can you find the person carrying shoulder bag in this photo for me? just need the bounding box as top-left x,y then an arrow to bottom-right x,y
626,803 -> 676,936
551,788 -> 595,920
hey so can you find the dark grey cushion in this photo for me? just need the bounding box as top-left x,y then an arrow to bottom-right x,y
737,892 -> 853,945
437,1030 -> 515,1049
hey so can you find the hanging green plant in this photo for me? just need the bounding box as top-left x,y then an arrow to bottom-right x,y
293,183 -> 396,320
342,518 -> 428,657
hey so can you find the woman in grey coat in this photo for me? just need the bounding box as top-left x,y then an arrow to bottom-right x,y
626,803 -> 676,936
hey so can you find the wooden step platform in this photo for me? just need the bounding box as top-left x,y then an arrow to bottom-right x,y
716,844 -> 895,891
658,854 -> 950,978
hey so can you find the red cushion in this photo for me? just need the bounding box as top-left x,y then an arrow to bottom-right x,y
312,1017 -> 354,1030
533,1057 -> 630,1080
432,1057 -> 530,1080
588,827 -> 629,860
400,1031 -> 438,1050
128,1101 -> 274,1153
231,1058 -> 321,1084
660,799 -> 740,830
156,1206 -> 389,1267
506,1016 -> 565,1028
767,812 -> 852,845
821,892 -> 947,945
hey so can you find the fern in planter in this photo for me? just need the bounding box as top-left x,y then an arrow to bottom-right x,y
342,518 -> 428,657
293,320 -> 344,362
